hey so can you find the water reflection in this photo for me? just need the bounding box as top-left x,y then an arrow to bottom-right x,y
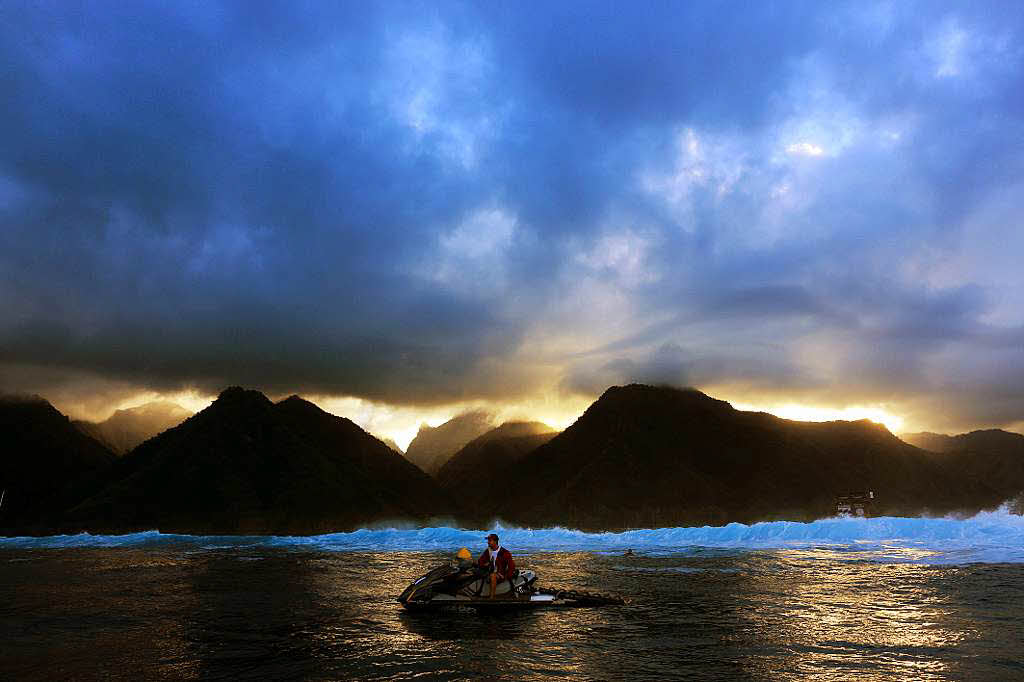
5,546 -> 1024,680
0,548 -> 198,680
171,549 -> 1024,680
302,550 -> 597,680
184,550 -> 327,680
732,552 -> 965,680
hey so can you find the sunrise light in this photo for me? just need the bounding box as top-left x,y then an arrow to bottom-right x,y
733,402 -> 905,433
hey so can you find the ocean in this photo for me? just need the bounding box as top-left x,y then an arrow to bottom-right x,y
4,509 -> 1024,680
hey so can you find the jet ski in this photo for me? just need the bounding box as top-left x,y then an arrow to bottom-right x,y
398,558 -> 626,610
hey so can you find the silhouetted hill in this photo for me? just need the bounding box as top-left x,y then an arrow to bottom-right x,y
273,395 -> 452,520
436,422 -> 558,510
494,385 -> 999,530
7,384 -> 1019,535
470,420 -> 556,445
904,429 -> 1024,504
404,410 -> 496,475
74,401 -> 192,454
63,388 -> 453,534
0,395 -> 116,532
902,431 -> 957,453
903,429 -> 1024,454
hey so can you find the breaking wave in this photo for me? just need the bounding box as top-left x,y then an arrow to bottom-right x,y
4,506 -> 1024,564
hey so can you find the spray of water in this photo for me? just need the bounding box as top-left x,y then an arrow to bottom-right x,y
4,505 -> 1024,564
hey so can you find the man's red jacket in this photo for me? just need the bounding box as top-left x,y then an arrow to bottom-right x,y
478,547 -> 515,578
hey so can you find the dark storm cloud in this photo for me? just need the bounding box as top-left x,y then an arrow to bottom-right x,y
1,1 -> 1023,429
0,0 -> 505,402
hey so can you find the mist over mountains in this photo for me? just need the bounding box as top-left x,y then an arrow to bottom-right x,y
404,410 -> 497,475
436,422 -> 558,514
74,401 -> 192,455
2,385 -> 1022,536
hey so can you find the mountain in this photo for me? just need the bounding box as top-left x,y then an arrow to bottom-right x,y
63,388 -> 453,534
904,429 -> 1024,504
379,437 -> 404,454
404,410 -> 496,475
74,401 -> 192,454
436,422 -> 558,511
901,431 -> 955,453
493,385 -> 1000,530
8,383 -> 1019,536
903,429 -> 1024,454
0,395 -> 117,532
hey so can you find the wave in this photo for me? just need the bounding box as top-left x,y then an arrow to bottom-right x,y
4,506 -> 1024,564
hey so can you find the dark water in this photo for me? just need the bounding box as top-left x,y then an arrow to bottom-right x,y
4,546 -> 1024,681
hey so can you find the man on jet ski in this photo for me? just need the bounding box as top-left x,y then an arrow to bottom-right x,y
478,533 -> 515,598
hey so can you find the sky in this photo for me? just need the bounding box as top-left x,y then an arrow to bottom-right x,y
2,1 -> 1023,444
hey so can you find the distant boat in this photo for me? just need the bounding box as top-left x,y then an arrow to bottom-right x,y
836,491 -> 874,517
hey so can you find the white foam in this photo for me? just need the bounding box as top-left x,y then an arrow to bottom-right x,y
4,506 -> 1024,564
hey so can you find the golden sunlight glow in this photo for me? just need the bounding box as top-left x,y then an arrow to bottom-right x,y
104,386 -> 910,453
310,395 -> 459,452
310,392 -> 589,452
732,402 -> 905,433
113,390 -> 213,417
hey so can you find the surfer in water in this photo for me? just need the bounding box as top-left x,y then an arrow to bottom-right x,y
478,533 -> 515,598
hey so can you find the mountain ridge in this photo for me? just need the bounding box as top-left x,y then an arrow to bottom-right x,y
0,394 -> 117,532
404,409 -> 496,474
74,400 -> 193,454
60,388 -> 452,534
494,385 -> 1004,529
3,384 -> 1021,535
436,421 -> 558,513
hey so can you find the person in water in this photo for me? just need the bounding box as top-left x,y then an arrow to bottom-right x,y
478,533 -> 515,598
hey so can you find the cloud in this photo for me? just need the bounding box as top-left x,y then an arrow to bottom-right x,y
786,143 -> 825,157
1,1 -> 1023,432
424,206 -> 519,296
